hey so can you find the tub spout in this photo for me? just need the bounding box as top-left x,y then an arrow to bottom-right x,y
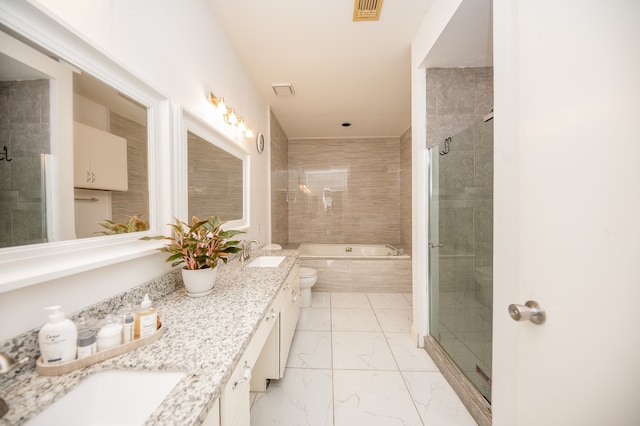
384,244 -> 403,256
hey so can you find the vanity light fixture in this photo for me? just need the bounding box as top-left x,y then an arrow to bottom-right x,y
209,91 -> 253,137
226,109 -> 238,125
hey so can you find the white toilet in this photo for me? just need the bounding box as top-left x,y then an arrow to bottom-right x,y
298,267 -> 318,308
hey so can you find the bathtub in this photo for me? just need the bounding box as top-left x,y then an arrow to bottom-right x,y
298,244 -> 411,293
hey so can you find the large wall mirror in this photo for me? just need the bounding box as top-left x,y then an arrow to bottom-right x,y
178,111 -> 248,230
0,2 -> 170,290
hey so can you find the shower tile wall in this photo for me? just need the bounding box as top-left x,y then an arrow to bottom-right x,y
426,67 -> 493,149
110,111 -> 149,224
427,67 -> 494,291
288,137 -> 401,245
427,67 -> 494,400
0,80 -> 50,247
270,112 -> 289,246
400,128 -> 412,254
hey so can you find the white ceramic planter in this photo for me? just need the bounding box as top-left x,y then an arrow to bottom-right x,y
181,267 -> 218,297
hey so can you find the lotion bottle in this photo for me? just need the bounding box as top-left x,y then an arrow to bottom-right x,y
134,293 -> 158,339
76,317 -> 97,359
120,303 -> 135,343
38,306 -> 78,364
96,315 -> 123,351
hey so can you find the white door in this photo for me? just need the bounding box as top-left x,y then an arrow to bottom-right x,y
493,1 -> 640,425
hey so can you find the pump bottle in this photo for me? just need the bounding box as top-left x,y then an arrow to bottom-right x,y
134,293 -> 158,339
38,306 -> 78,364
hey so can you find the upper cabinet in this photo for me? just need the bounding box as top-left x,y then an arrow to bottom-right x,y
73,122 -> 128,191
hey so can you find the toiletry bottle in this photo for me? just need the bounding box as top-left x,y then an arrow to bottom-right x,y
120,303 -> 135,343
76,317 -> 97,359
96,315 -> 123,351
134,293 -> 158,339
38,306 -> 78,364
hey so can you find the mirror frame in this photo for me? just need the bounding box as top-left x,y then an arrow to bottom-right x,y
174,107 -> 250,231
0,1 -> 171,292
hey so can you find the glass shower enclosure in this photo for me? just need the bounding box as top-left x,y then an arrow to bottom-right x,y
428,118 -> 493,402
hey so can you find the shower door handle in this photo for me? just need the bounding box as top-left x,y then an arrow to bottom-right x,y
508,301 -> 546,325
429,242 -> 443,248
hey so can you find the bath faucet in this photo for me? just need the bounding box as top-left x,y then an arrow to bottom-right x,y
384,244 -> 404,256
1,353 -> 29,419
240,239 -> 260,262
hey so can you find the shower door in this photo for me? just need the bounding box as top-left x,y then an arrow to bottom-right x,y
428,119 -> 493,402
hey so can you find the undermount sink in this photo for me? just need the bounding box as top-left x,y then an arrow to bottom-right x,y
27,370 -> 185,425
247,256 -> 286,268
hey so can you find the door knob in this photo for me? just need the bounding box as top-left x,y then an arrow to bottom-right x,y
508,300 -> 546,325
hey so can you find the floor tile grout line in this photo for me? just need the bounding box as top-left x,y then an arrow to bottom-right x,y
367,292 -> 427,425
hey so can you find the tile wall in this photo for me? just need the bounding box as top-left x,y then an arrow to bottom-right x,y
0,80 -> 50,247
187,130 -> 243,222
426,67 -> 493,149
288,137 -> 402,245
400,128 -> 412,254
427,66 -> 494,401
110,111 -> 149,224
270,112 -> 289,246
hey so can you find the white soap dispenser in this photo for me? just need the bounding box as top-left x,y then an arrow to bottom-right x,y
38,306 -> 78,364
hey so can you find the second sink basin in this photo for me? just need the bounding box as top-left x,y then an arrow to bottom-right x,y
27,370 -> 185,425
247,256 -> 286,268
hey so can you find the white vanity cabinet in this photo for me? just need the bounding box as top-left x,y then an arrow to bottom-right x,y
202,398 -> 221,426
73,121 -> 128,191
278,264 -> 301,377
220,267 -> 292,426
250,264 -> 300,391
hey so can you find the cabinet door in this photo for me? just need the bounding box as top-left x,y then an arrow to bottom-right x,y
220,361 -> 251,426
73,122 -> 128,191
73,122 -> 93,188
279,270 -> 300,378
91,133 -> 128,191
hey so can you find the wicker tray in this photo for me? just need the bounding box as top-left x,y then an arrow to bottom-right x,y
36,324 -> 165,376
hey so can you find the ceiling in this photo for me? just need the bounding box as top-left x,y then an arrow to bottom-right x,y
210,0 -> 436,139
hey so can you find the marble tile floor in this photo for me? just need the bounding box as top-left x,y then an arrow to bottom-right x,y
250,292 -> 477,426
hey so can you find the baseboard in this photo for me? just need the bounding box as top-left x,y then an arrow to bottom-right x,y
423,336 -> 492,426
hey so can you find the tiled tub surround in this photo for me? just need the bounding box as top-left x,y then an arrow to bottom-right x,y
298,244 -> 411,293
288,137 -> 402,245
0,249 -> 299,425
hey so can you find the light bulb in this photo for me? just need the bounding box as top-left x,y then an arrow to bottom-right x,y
227,110 -> 237,124
245,127 -> 254,138
217,97 -> 227,112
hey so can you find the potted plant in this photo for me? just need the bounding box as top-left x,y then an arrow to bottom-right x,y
97,214 -> 149,235
143,215 -> 244,296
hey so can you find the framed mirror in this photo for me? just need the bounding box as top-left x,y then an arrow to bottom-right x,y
176,110 -> 249,230
0,2 -> 171,291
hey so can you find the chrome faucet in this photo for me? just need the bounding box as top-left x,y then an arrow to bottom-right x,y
240,239 -> 260,262
1,353 -> 29,419
384,244 -> 404,256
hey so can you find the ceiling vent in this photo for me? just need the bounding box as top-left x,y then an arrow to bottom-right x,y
272,83 -> 295,96
353,0 -> 384,21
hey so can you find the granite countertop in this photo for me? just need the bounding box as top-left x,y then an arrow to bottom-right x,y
1,249 -> 299,426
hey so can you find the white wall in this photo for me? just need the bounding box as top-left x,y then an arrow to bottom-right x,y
0,0 -> 270,340
410,0 -> 463,345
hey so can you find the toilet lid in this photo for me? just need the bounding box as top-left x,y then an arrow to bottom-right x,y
298,267 -> 317,278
